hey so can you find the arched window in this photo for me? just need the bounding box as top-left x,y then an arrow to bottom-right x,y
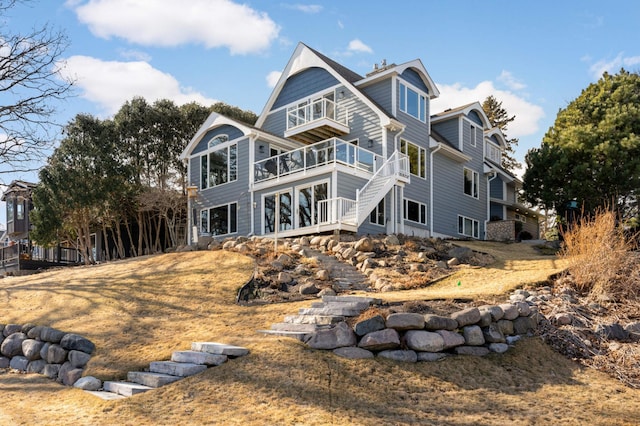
208,134 -> 229,150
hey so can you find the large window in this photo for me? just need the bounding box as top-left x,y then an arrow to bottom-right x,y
400,139 -> 426,178
463,167 -> 479,198
200,203 -> 237,236
369,198 -> 385,226
200,143 -> 237,190
403,198 -> 426,224
298,182 -> 328,228
458,215 -> 479,239
399,82 -> 427,122
486,142 -> 501,163
264,191 -> 293,233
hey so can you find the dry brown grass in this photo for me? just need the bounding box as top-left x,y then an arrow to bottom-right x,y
561,209 -> 640,300
0,247 -> 639,425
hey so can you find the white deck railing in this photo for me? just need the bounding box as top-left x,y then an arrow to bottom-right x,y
317,197 -> 357,226
286,98 -> 346,130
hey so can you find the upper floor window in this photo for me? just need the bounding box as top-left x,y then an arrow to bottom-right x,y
208,134 -> 228,150
399,82 -> 427,123
201,143 -> 237,190
463,167 -> 479,199
470,125 -> 477,147
400,139 -> 426,179
16,201 -> 24,220
7,200 -> 13,222
486,142 -> 501,164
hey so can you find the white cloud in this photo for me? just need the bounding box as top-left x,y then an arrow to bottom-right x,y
266,71 -> 282,88
117,48 -> 152,62
497,70 -> 526,91
347,39 -> 372,54
71,0 -> 280,55
282,4 -> 323,13
589,52 -> 640,78
337,20 -> 344,29
59,56 -> 217,116
431,80 -> 545,138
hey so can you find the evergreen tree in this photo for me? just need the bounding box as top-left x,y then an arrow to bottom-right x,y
482,95 -> 521,172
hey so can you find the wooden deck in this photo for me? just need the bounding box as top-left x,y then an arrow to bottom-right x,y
0,243 -> 80,275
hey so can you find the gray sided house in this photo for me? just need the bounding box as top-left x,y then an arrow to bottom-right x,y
180,43 -> 540,243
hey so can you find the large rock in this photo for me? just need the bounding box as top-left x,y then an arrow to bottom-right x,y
385,313 -> 425,331
500,304 -> 520,320
424,314 -> 458,331
305,322 -> 357,350
497,319 -> 514,336
27,325 -> 45,339
358,328 -> 400,351
47,344 -> 68,364
482,323 -> 506,343
595,323 -> 628,341
3,324 -> 22,337
42,363 -> 61,379
0,357 -> 9,368
462,325 -> 485,346
377,349 -> 417,363
404,330 -> 445,352
477,311 -> 493,327
479,305 -> 504,322
447,246 -> 473,262
513,316 -> 537,335
60,333 -> 96,354
353,315 -> 386,336
22,339 -> 44,361
488,343 -> 510,354
332,347 -> 374,359
1,332 -> 26,357
354,237 -> 374,252
74,376 -> 102,391
40,327 -> 66,343
58,362 -> 84,386
27,359 -> 47,373
436,330 -> 466,350
9,356 -> 29,371
385,234 -> 400,245
68,350 -> 92,368
515,302 -> 532,317
39,342 -> 51,361
454,346 -> 490,356
299,282 -> 320,295
417,352 -> 448,362
451,307 -> 481,327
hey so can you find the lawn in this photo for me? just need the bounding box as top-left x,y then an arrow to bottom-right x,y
0,243 -> 638,425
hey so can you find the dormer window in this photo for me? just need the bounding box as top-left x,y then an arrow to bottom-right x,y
208,134 -> 229,150
486,141 -> 501,164
399,82 -> 427,123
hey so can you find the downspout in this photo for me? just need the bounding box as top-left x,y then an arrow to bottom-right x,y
249,135 -> 256,236
185,158 -> 192,246
392,127 -> 406,234
486,171 -> 498,241
429,143 -> 443,237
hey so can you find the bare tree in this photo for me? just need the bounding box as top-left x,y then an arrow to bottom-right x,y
0,0 -> 74,173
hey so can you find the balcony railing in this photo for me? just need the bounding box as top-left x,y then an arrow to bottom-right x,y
317,197 -> 357,226
254,138 -> 378,183
287,98 -> 346,130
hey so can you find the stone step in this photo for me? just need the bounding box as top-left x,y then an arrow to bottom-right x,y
103,381 -> 153,397
321,295 -> 382,305
171,350 -> 227,366
84,390 -> 127,400
149,361 -> 208,377
270,323 -> 324,333
283,314 -> 345,325
127,371 -> 183,388
191,342 -> 250,357
298,307 -> 362,317
310,301 -> 371,311
256,329 -> 311,340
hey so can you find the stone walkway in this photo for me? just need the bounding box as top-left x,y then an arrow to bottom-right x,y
85,342 -> 249,399
305,247 -> 370,291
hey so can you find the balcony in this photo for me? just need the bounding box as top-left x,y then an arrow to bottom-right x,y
254,138 -> 379,184
284,98 -> 349,144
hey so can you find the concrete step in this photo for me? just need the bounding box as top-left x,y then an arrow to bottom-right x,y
256,329 -> 311,340
191,342 -> 249,357
310,301 -> 371,311
127,371 -> 183,388
171,350 -> 227,366
103,381 -> 153,397
283,314 -> 345,325
149,361 -> 208,377
84,390 -> 127,400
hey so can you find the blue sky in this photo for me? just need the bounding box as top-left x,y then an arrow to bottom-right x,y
2,0 -> 640,224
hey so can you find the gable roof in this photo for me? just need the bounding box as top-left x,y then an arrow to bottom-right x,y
255,42 -> 403,130
431,101 -> 492,129
356,59 -> 440,99
1,180 -> 36,201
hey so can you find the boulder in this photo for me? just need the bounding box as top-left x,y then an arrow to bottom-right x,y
21,323 -> 37,334
436,330 -> 466,350
3,324 -> 22,337
60,334 -> 95,354
22,339 -> 44,361
515,301 -> 532,317
455,346 -> 490,356
353,315 -> 386,337
299,282 -> 320,295
462,325 -> 485,346
385,313 -> 425,331
277,272 -> 292,284
40,327 -> 66,343
1,332 -> 27,357
42,364 -> 61,379
58,362 -> 83,386
482,323 -> 506,343
27,325 -> 45,339
513,316 -> 537,335
74,376 -> 102,391
488,343 -> 510,354
332,347 -> 374,359
384,234 -> 400,245
377,349 -> 417,363
315,269 -> 330,281
447,246 -> 473,262
358,328 -> 400,351
417,352 -> 447,362
47,344 -> 68,364
0,357 -> 9,368
9,355 -> 29,371
497,319 -> 514,336
477,310 -> 493,327
451,307 -> 481,327
305,322 -> 357,350
479,305 -> 505,322
354,237 -> 374,252
499,304 -> 520,320
595,323 -> 629,341
404,330 -> 445,352
552,313 -> 573,326
424,315 -> 458,331
68,350 -> 92,368
26,359 -> 47,374
40,342 -> 51,361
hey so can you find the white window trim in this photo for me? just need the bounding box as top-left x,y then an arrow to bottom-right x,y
458,214 -> 479,239
463,167 -> 479,199
400,138 -> 427,180
399,81 -> 428,123
486,141 -> 502,164
200,142 -> 238,190
200,202 -> 238,237
369,198 -> 385,227
470,124 -> 476,147
295,179 -> 330,229
403,198 -> 427,225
